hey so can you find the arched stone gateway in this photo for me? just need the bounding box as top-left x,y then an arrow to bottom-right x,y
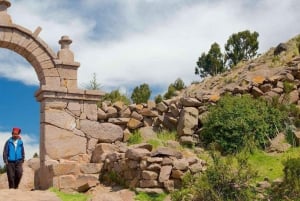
0,1 -> 104,190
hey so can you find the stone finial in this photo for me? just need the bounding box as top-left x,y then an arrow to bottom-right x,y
57,35 -> 74,63
59,35 -> 72,49
0,0 -> 12,25
0,0 -> 11,8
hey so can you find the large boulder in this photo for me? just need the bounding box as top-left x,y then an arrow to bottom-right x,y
80,120 -> 123,143
177,107 -> 199,136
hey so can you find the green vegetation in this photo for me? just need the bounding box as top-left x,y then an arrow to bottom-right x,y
128,131 -> 142,145
195,30 -> 259,78
163,78 -> 186,99
135,192 -> 167,201
154,94 -> 163,103
131,83 -> 152,104
171,150 -> 258,201
225,30 -> 259,67
84,72 -> 102,90
102,89 -> 130,105
50,188 -> 90,201
201,94 -> 287,154
195,42 -> 225,78
147,130 -> 177,149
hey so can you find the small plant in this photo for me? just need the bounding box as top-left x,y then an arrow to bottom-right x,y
128,131 -> 142,145
135,192 -> 167,201
50,188 -> 90,201
283,81 -> 294,94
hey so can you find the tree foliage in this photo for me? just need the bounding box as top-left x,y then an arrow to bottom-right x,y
163,78 -> 186,99
224,30 -> 259,67
85,73 -> 102,90
201,94 -> 287,154
102,89 -> 130,105
131,83 -> 151,104
195,42 -> 225,78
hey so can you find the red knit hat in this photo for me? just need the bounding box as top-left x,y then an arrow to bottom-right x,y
12,127 -> 21,134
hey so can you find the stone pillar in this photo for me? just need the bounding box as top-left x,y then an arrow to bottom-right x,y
56,36 -> 80,89
0,0 -> 12,25
35,87 -> 104,189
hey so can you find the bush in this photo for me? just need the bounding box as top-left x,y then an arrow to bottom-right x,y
268,157 -> 300,200
102,89 -> 130,105
201,94 -> 287,154
171,151 -> 258,201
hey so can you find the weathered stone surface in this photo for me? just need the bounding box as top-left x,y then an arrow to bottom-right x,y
43,109 -> 76,130
43,125 -> 86,160
140,180 -> 159,188
159,165 -> 172,183
156,102 -> 168,112
83,101 -> 97,121
80,163 -> 103,174
50,163 -> 80,176
97,108 -> 107,120
151,147 -> 182,159
173,159 -> 189,171
76,174 -> 99,192
129,143 -> 153,152
80,120 -> 123,143
180,97 -> 202,107
127,118 -> 143,129
139,108 -> 158,117
139,127 -> 157,142
131,111 -> 143,121
91,143 -> 119,163
106,106 -> 118,118
142,171 -> 158,180
171,169 -> 184,179
177,107 -> 199,136
125,148 -> 151,161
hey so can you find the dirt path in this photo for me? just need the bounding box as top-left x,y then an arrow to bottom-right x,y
0,189 -> 61,201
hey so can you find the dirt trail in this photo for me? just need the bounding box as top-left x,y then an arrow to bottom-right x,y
0,189 -> 61,201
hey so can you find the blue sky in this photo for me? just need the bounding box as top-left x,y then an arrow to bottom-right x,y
1,0 -> 300,163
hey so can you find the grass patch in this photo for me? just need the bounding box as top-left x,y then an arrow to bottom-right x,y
128,131 -> 142,145
135,192 -> 167,201
247,147 -> 300,181
146,130 -> 178,149
50,188 -> 90,201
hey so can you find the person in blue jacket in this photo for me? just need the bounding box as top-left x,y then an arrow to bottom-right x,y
3,127 -> 25,189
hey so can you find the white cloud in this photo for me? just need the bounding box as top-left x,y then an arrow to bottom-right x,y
2,0 -> 300,95
0,131 -> 39,166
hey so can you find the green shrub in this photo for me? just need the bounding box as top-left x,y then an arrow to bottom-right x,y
154,94 -> 163,104
171,151 -> 258,201
268,157 -> 300,200
201,94 -> 287,154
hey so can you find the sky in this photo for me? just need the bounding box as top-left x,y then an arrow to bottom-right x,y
0,0 -> 300,164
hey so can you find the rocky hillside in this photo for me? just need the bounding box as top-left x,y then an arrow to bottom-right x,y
182,34 -> 300,101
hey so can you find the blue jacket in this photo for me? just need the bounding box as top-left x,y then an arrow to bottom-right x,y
3,137 -> 25,163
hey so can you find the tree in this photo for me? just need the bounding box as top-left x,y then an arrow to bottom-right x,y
84,73 -> 102,90
173,78 -> 186,90
102,89 -> 130,105
154,94 -> 163,104
224,30 -> 259,67
131,83 -> 151,104
195,42 -> 224,78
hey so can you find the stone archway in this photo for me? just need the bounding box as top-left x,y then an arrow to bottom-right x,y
0,0 -> 104,189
